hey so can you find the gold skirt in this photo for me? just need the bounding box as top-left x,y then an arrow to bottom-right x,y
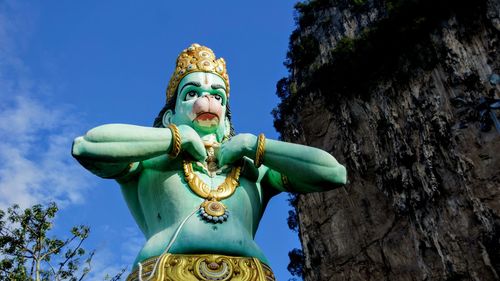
126,253 -> 276,281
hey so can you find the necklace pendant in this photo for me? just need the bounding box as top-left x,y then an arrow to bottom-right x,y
199,200 -> 230,223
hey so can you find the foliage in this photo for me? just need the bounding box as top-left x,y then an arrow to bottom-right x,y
293,0 -> 335,27
351,0 -> 367,6
285,194 -> 305,278
0,203 -> 124,281
274,0 -> 487,133
287,248 -> 305,278
272,78 -> 292,135
286,193 -> 300,232
284,35 -> 320,71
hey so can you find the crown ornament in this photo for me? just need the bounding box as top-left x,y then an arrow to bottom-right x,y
166,43 -> 230,102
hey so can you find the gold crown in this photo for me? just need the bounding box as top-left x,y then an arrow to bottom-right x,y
166,43 -> 230,102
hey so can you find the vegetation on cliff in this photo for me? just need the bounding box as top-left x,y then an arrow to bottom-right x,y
274,0 -> 491,133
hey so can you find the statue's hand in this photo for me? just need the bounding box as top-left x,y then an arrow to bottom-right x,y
177,125 -> 207,161
218,133 -> 257,166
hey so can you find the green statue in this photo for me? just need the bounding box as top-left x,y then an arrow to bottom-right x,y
72,44 -> 346,281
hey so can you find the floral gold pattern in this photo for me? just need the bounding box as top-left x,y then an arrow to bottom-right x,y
126,254 -> 275,281
183,161 -> 241,200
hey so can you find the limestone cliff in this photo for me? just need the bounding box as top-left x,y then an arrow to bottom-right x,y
274,0 -> 500,280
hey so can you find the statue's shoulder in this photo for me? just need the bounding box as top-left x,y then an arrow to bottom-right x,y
140,155 -> 182,172
116,156 -> 183,185
115,162 -> 142,184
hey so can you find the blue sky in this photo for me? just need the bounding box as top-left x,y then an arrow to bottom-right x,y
0,0 -> 302,280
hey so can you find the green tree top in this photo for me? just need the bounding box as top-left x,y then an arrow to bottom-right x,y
0,202 -> 123,281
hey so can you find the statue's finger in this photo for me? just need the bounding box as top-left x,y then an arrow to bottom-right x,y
218,152 -> 227,166
215,147 -> 223,163
190,141 -> 207,161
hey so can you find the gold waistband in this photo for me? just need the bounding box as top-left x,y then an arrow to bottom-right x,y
126,253 -> 276,281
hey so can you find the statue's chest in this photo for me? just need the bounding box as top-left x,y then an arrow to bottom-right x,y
137,165 -> 263,222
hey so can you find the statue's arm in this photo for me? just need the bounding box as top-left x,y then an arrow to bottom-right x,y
219,134 -> 347,193
260,139 -> 346,192
72,123 -> 206,178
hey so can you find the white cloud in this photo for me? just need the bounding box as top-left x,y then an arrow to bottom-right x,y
85,226 -> 144,281
0,96 -> 92,209
0,1 -> 91,209
85,249 -> 129,281
0,2 -> 143,279
120,226 -> 145,265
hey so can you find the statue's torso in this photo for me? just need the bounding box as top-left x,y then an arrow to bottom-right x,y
120,155 -> 273,267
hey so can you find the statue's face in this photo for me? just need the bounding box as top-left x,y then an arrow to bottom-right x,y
165,72 -> 229,141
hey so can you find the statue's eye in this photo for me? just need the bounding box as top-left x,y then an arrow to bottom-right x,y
185,91 -> 197,101
213,95 -> 223,104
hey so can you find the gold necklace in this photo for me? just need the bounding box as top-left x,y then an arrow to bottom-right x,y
183,160 -> 242,223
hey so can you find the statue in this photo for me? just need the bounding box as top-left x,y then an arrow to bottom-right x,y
72,44 -> 347,281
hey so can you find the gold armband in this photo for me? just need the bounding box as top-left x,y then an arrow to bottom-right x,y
254,133 -> 266,168
168,124 -> 181,158
281,174 -> 292,191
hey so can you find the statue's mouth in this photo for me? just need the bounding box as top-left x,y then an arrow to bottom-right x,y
194,112 -> 220,127
195,112 -> 219,121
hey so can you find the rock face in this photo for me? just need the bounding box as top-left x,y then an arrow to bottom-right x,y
274,0 -> 500,280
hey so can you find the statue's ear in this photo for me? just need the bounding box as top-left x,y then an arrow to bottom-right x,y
162,110 -> 173,127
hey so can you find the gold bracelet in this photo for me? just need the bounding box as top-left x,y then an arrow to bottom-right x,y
168,124 -> 181,158
254,133 -> 266,168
